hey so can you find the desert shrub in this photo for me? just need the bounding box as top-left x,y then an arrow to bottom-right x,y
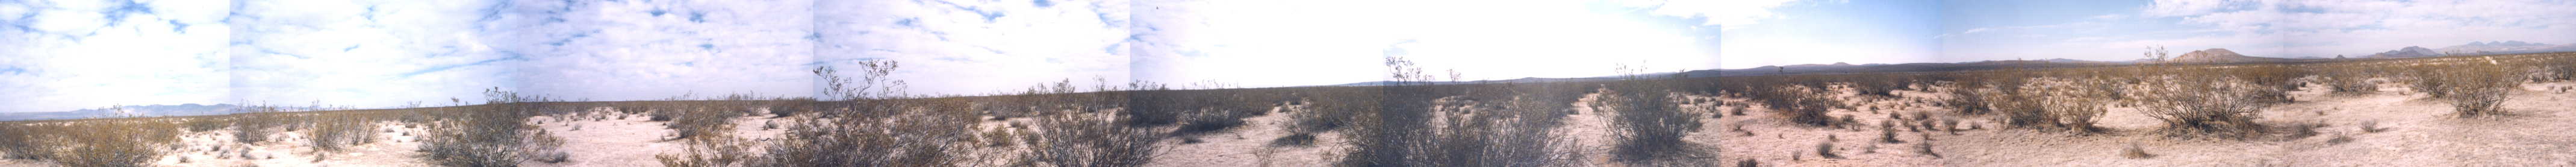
0,123 -> 54,160
2011,77 -> 2108,133
1333,57 -> 1582,167
2403,66 -> 2455,98
234,106 -> 287,144
2433,63 -> 2524,118
2121,143 -> 2153,159
762,62 -> 980,166
2321,66 -> 2380,94
763,110 -> 977,166
656,137 -> 753,167
1289,87 -> 1374,133
769,97 -> 817,118
2229,65 -> 2310,103
1594,78 -> 1708,165
1268,133 -> 1316,147
1024,113 -> 1165,167
2133,68 -> 2272,139
1814,140 -> 1840,159
2546,56 -> 2576,81
417,88 -> 567,166
1747,78 -> 1842,127
1171,107 -> 1248,137
1121,87 -> 1183,126
665,106 -> 738,141
185,118 -> 229,132
46,120 -> 182,167
308,115 -> 380,152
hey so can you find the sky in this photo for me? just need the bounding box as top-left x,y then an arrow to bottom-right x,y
5,0 -> 2573,113
1940,0 -> 2576,61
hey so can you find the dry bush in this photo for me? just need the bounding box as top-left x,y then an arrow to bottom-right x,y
184,118 -> 229,132
2403,65 -> 2456,98
2133,68 -> 2273,139
1268,133 -> 1316,147
762,109 -> 977,166
665,105 -> 738,141
234,106 -> 286,144
761,62 -> 982,166
1752,83 -> 1840,127
0,123 -> 52,160
2321,66 -> 2381,94
2016,77 -> 2109,133
1814,140 -> 1840,159
308,114 -> 380,152
768,97 -> 817,118
1587,70 -> 1710,164
417,88 -> 568,166
2120,143 -> 2153,159
1024,113 -> 1165,167
2430,63 -> 2524,118
656,137 -> 753,167
2545,56 -> 2576,81
1122,86 -> 1184,127
1334,57 -> 1582,167
2230,65 -> 2310,103
45,120 -> 182,167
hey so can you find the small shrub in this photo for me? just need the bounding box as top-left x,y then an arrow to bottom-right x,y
1915,135 -> 1939,158
1879,127 -> 1903,143
1268,133 -> 1316,147
2359,121 -> 2386,133
1815,141 -> 1840,159
2120,143 -> 2153,159
656,137 -> 750,167
2325,133 -> 2354,145
185,118 -> 229,132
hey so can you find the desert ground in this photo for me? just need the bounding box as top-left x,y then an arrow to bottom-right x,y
2,54 -> 2572,166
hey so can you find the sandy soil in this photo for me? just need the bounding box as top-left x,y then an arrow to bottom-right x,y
4,81 -> 2569,166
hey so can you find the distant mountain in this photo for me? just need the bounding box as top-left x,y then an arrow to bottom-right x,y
2368,46 -> 2442,58
2165,48 -> 2296,63
2438,40 -> 2554,54
2368,40 -> 2576,58
0,104 -> 252,121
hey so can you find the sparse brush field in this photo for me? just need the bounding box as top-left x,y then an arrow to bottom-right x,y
4,53 -> 2575,166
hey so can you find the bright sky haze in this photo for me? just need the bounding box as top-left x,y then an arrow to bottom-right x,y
6,0 -> 2573,113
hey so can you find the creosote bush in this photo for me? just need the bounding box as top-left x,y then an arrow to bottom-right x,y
2427,63 -> 2523,118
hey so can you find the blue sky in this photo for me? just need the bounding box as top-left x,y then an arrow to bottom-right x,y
5,0 -> 2575,113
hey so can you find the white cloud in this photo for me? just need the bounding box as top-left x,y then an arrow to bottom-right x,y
818,0 -> 1132,95
0,0 -> 233,112
1614,0 -> 1808,28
